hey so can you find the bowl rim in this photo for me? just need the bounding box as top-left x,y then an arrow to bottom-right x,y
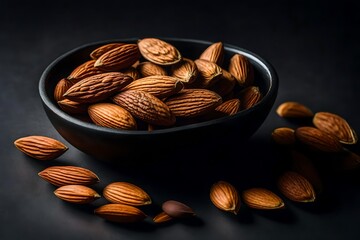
39,37 -> 278,135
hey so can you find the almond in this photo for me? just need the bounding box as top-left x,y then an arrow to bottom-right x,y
54,78 -> 73,102
228,53 -> 254,87
210,181 -> 240,215
313,111 -> 357,145
94,203 -> 147,223
242,188 -> 284,210
165,89 -> 222,118
121,75 -> 184,98
67,60 -> 104,83
136,61 -> 167,77
153,211 -> 173,224
276,101 -> 313,118
295,126 -> 343,152
90,43 -> 126,59
57,99 -> 88,115
63,72 -> 133,103
88,103 -> 137,130
38,166 -> 100,186
162,200 -> 195,218
170,58 -> 198,85
277,171 -> 316,202
138,38 -> 181,65
193,59 -> 222,88
14,136 -> 68,160
215,98 -> 240,116
199,41 -> 224,66
94,44 -> 140,71
271,127 -> 296,145
103,182 -> 151,206
54,185 -> 101,204
112,90 -> 176,126
239,86 -> 262,110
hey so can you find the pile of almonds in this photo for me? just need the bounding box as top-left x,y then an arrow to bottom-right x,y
54,38 -> 261,130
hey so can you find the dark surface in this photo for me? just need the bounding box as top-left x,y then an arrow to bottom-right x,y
1,0 -> 360,239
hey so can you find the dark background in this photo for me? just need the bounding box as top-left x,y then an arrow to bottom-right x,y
1,0 -> 360,239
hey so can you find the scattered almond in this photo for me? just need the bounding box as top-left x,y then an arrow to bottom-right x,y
95,203 -> 147,223
242,188 -> 284,210
276,101 -> 313,118
210,181 -> 240,215
103,182 -> 151,206
54,185 -> 101,204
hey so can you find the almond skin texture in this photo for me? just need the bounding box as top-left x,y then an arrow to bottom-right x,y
162,200 -> 195,218
210,181 -> 240,215
277,171 -> 316,203
94,203 -> 147,223
54,78 -> 73,102
239,86 -> 261,110
38,166 -> 100,186
136,61 -> 167,77
215,98 -> 240,116
90,43 -> 126,59
165,89 -> 222,118
67,59 -> 104,83
272,127 -> 296,145
138,38 -> 182,65
94,44 -> 141,71
295,126 -> 343,152
171,58 -> 198,84
313,111 -> 358,145
242,188 -> 284,210
14,136 -> 68,160
153,211 -> 173,224
54,185 -> 101,204
112,90 -> 176,126
276,101 -> 313,118
228,53 -> 254,87
103,182 -> 151,206
88,103 -> 137,130
199,41 -> 224,66
63,72 -> 133,103
57,99 -> 88,115
121,75 -> 184,99
193,59 -> 223,88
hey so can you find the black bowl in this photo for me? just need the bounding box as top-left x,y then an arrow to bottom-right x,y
39,38 -> 278,163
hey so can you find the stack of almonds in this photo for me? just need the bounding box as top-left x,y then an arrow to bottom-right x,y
272,101 -> 360,202
54,37 -> 261,131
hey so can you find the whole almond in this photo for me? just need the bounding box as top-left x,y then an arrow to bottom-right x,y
54,185 -> 101,204
38,166 -> 100,186
209,69 -> 236,97
242,188 -> 284,210
199,41 -> 224,66
228,53 -> 254,87
277,171 -> 316,202
88,103 -> 137,130
193,59 -> 222,88
103,182 -> 151,206
210,181 -> 240,215
165,89 -> 222,118
171,58 -> 198,84
95,203 -> 147,223
121,75 -> 184,98
94,44 -> 141,71
136,61 -> 167,77
57,99 -> 88,115
67,59 -> 104,83
14,136 -> 68,160
276,101 -> 313,118
112,90 -> 176,126
215,98 -> 240,116
313,111 -> 357,145
54,78 -> 73,102
90,43 -> 126,59
153,211 -> 173,224
63,72 -> 132,103
239,86 -> 262,110
138,38 -> 182,65
271,127 -> 296,145
295,126 -> 343,152
162,200 -> 195,218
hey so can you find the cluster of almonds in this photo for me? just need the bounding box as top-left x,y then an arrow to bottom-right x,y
54,38 -> 261,130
